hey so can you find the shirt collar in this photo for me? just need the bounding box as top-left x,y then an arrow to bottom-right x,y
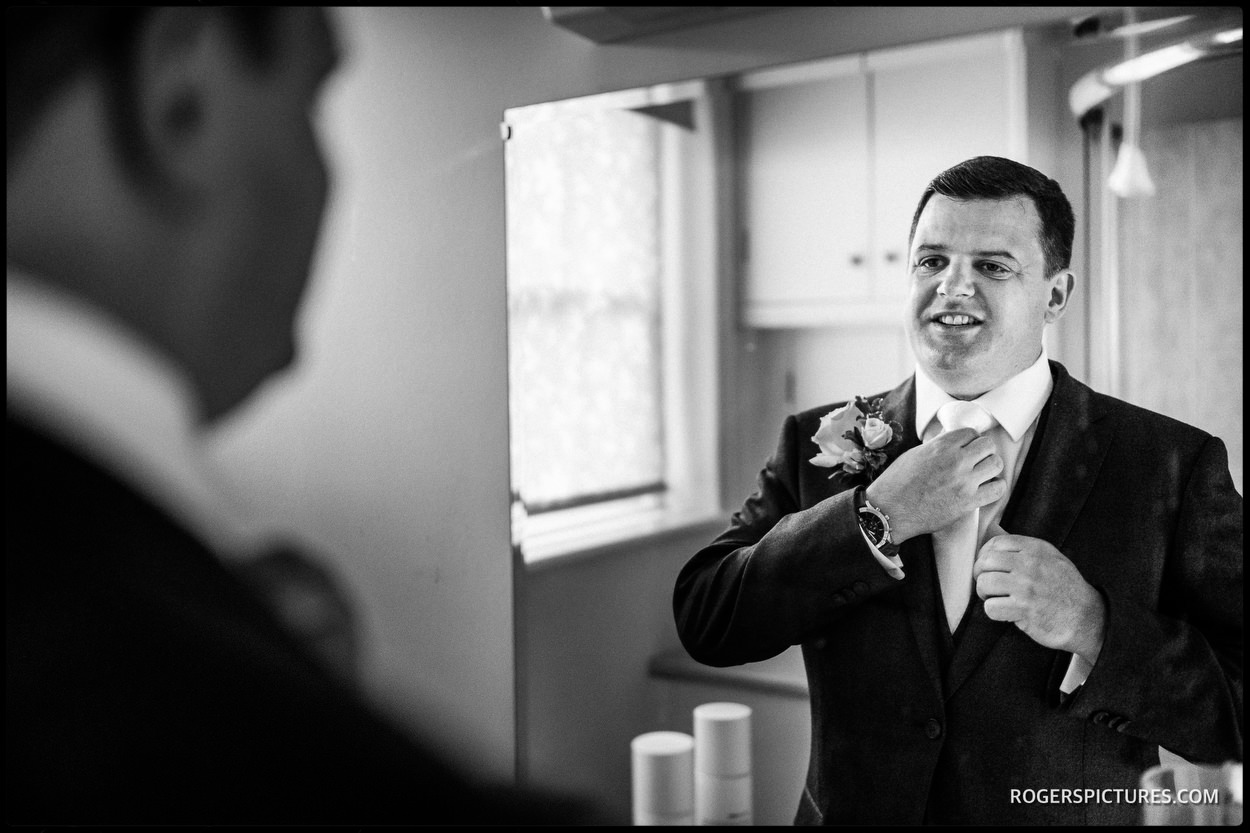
914,348 -> 1053,442
6,265 -> 264,554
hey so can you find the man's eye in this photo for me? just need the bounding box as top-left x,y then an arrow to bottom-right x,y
915,257 -> 945,272
978,262 -> 1012,279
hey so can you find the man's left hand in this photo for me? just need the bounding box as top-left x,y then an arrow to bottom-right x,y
973,531 -> 1107,664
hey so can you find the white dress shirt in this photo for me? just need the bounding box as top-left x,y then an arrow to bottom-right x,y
7,266 -> 264,556
857,349 -> 1092,691
860,350 -> 1050,577
914,349 -> 1053,542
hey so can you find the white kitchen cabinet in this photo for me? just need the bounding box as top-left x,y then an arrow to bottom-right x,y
736,55 -> 873,326
736,30 -> 1027,327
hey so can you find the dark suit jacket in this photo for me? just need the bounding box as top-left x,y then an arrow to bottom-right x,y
6,416 -> 594,825
674,361 -> 1242,825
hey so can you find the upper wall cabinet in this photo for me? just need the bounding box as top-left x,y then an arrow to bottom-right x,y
736,30 -> 1028,327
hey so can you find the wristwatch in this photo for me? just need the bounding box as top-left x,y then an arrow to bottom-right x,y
856,488 -> 898,556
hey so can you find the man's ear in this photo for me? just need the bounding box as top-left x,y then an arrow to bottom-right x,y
1044,271 -> 1075,324
130,7 -> 232,195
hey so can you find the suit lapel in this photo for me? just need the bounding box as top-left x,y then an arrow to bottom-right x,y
899,534 -> 947,701
996,363 -> 1112,552
876,377 -> 921,481
867,378 -> 947,701
944,362 -> 1113,699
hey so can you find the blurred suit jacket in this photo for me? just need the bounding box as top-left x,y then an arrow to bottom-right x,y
6,416 -> 594,825
674,361 -> 1243,825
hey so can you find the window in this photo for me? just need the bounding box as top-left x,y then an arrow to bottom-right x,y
504,81 -> 722,563
506,103 -> 666,513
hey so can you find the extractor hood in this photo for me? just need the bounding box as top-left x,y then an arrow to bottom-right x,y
542,6 -> 782,44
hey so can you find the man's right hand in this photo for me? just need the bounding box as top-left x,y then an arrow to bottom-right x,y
864,427 -> 1005,544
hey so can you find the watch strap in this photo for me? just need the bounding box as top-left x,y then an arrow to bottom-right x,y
856,488 -> 899,556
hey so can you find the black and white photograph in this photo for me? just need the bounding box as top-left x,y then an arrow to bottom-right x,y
7,6 -> 1242,826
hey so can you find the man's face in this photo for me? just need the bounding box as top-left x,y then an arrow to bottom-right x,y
905,194 -> 1071,399
201,8 -> 340,416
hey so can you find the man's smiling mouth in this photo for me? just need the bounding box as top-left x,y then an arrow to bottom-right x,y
931,313 -> 983,327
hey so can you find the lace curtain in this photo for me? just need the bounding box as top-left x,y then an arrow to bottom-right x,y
505,104 -> 666,513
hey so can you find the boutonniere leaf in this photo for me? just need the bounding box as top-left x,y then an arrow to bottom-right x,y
810,396 -> 903,484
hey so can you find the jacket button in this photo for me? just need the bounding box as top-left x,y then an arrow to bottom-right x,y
925,718 -> 942,739
852,580 -> 869,595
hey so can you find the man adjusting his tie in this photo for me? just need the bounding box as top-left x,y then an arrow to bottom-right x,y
674,156 -> 1242,825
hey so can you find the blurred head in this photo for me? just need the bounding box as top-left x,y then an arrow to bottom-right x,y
7,7 -> 341,421
904,157 -> 1075,398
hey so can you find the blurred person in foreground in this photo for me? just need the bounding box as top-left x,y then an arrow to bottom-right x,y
7,7 -> 595,825
674,156 -> 1242,824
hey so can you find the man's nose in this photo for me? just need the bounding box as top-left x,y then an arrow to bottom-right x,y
936,262 -> 976,298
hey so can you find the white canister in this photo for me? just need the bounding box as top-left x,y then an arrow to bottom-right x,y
693,702 -> 752,825
632,731 -> 695,825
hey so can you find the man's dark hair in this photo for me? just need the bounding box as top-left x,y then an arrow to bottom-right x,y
908,155 -> 1076,277
7,7 -> 280,175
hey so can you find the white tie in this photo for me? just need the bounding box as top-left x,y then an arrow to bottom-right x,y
933,400 -> 997,632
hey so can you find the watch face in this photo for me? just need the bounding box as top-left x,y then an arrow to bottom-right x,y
860,510 -> 885,544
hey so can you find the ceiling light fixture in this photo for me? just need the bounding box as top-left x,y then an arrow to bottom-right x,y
1069,23 -> 1243,120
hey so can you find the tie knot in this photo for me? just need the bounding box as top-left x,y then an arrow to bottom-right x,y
937,400 -> 996,434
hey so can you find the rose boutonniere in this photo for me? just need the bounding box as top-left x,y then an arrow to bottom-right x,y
810,396 -> 903,484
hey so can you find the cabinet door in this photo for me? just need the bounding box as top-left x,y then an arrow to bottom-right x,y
737,65 -> 871,326
868,31 -> 1026,304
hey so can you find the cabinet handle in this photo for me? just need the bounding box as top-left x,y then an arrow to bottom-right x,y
850,254 -> 864,266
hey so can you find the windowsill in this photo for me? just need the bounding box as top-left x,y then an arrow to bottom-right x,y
648,645 -> 809,699
521,505 -> 727,572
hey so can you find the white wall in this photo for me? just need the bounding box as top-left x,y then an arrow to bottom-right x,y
210,7 -> 531,776
202,4 -> 1119,790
